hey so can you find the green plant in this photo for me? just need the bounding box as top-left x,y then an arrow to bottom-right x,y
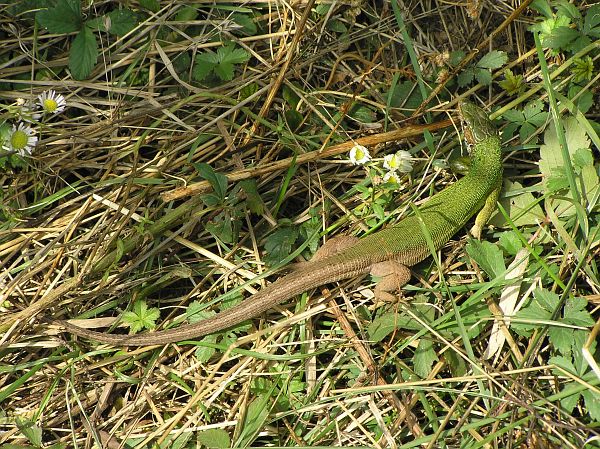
122,300 -> 160,333
192,42 -> 251,83
36,0 -> 139,79
456,50 -> 508,87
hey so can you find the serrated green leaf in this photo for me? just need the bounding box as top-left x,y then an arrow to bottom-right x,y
350,105 -> 376,124
107,9 -> 138,35
214,61 -> 235,80
477,50 -> 507,69
498,231 -> 523,255
548,326 -> 573,355
220,46 -> 250,65
555,0 -> 581,20
69,27 -> 98,80
197,429 -> 231,449
36,0 -> 82,33
503,109 -> 525,123
457,68 -> 474,87
123,300 -> 160,333
465,240 -> 506,279
542,26 -> 580,49
534,288 -> 560,312
582,389 -> 600,421
474,68 -> 492,85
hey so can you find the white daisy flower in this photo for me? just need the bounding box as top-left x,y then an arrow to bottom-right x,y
6,123 -> 38,156
383,150 -> 414,173
383,171 -> 402,184
38,90 -> 66,114
349,144 -> 371,165
16,100 -> 42,123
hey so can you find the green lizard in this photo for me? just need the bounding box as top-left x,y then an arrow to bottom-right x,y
59,100 -> 502,346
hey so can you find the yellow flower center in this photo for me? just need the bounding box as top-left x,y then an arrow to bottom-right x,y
10,130 -> 28,150
43,98 -> 58,112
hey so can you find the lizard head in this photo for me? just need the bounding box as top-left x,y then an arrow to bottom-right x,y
458,101 -> 498,145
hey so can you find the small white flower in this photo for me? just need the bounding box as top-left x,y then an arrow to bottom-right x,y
383,150 -> 414,173
6,123 -> 37,156
349,144 -> 371,165
38,90 -> 66,114
16,101 -> 42,123
383,171 -> 402,184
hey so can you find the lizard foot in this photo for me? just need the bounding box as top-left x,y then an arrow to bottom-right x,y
370,260 -> 411,303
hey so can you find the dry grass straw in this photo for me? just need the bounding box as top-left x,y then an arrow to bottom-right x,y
0,1 -> 594,447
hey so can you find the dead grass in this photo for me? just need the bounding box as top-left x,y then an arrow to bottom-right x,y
0,1 -> 597,448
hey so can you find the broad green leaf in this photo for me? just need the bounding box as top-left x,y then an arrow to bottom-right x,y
107,9 -> 138,35
69,27 -> 98,80
122,300 -> 160,333
139,0 -> 160,13
490,180 -> 545,227
232,13 -> 257,35
582,389 -> 600,421
214,62 -> 235,81
539,116 -> 597,216
477,50 -> 507,69
219,45 -> 250,65
36,0 -> 82,33
194,162 -> 228,202
548,325 -> 573,355
263,227 -> 298,265
583,4 -> 600,34
413,338 -> 438,378
465,240 -> 506,279
498,231 -> 523,255
474,68 -> 492,86
368,312 -> 421,342
542,26 -> 580,49
197,429 -> 231,449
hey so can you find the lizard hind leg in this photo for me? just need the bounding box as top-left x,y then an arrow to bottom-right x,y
370,260 -> 412,303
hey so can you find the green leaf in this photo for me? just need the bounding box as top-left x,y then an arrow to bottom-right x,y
368,312 -> 421,342
413,338 -> 438,378
219,45 -> 250,65
194,163 -> 228,205
36,0 -> 82,33
214,62 -> 235,81
232,13 -> 257,35
548,325 -> 573,355
197,429 -> 231,449
477,50 -> 507,69
555,0 -> 581,20
106,9 -> 138,35
175,5 -> 198,21
498,69 -> 524,95
542,26 -> 580,49
582,389 -> 600,421
69,27 -> 98,80
466,240 -> 506,279
238,179 -> 264,215
498,231 -> 523,256
192,58 -> 216,81
122,300 -> 160,334
583,4 -> 600,34
139,0 -> 160,13
263,227 -> 298,266
474,68 -> 492,86
16,419 -> 42,446
534,288 -> 560,312
539,116 -> 597,217
457,68 -> 474,87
